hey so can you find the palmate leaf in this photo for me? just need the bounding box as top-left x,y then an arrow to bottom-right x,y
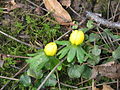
55,41 -> 70,46
27,69 -> 43,79
89,33 -> 100,42
57,45 -> 71,59
81,65 -> 92,79
112,46 -> 120,59
76,47 -> 84,63
92,45 -> 101,56
88,55 -> 100,65
45,56 -> 62,71
67,65 -> 85,78
26,51 -> 49,71
20,75 -> 31,87
87,20 -> 94,29
80,47 -> 93,59
44,74 -> 57,87
67,45 -> 77,62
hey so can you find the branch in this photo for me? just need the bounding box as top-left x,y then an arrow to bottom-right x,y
78,81 -> 117,90
37,58 -> 66,90
0,30 -> 38,49
86,11 -> 120,29
0,54 -> 31,59
0,76 -> 19,81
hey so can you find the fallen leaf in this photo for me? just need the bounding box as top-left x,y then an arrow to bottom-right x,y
43,0 -> 72,24
102,84 -> 114,90
92,87 -> 101,90
92,61 -> 120,79
60,0 -> 71,8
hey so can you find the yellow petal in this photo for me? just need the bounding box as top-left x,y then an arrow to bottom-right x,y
44,42 -> 57,56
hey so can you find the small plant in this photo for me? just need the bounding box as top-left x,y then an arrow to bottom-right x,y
56,30 -> 92,63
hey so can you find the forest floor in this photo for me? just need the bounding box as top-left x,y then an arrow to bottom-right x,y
0,0 -> 120,90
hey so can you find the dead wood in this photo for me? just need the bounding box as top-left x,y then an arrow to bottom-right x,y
86,11 -> 120,29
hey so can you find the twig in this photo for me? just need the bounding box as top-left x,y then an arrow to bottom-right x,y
0,76 -> 19,81
0,30 -> 38,49
0,64 -> 28,90
69,6 -> 87,26
107,0 -> 111,19
0,54 -> 31,59
69,7 -> 81,18
26,0 -> 48,12
69,6 -> 86,20
37,58 -> 66,90
56,28 -> 72,41
76,79 -> 91,85
117,79 -> 119,90
76,81 -> 117,90
112,0 -> 120,21
96,27 -> 111,50
60,82 -> 78,89
86,11 -> 120,29
56,71 -> 61,90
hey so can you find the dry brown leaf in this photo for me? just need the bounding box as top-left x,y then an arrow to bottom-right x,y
91,61 -> 120,79
60,0 -> 71,8
92,87 -> 101,90
43,0 -> 72,24
102,84 -> 114,90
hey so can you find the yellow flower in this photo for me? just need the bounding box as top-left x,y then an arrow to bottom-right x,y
69,30 -> 84,45
44,42 -> 57,56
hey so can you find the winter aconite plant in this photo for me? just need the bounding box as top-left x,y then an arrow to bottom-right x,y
56,30 -> 92,63
26,42 -> 61,72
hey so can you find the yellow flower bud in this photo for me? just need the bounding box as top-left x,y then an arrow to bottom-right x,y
69,30 -> 84,45
44,42 -> 57,56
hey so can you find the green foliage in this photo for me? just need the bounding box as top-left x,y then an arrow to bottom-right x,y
55,41 -> 70,46
37,22 -> 61,44
88,55 -> 100,65
57,45 -> 71,59
27,69 -> 43,79
71,21 -> 79,29
57,41 -> 93,63
26,50 -> 49,71
76,47 -> 85,63
81,65 -> 92,79
67,45 -> 77,62
1,1 -> 120,89
45,56 -> 62,70
86,20 -> 94,29
89,33 -> 100,42
92,45 -> 101,56
43,74 -> 57,87
67,65 -> 84,78
0,8 -> 4,13
3,57 -> 16,68
112,46 -> 120,59
20,75 -> 31,87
